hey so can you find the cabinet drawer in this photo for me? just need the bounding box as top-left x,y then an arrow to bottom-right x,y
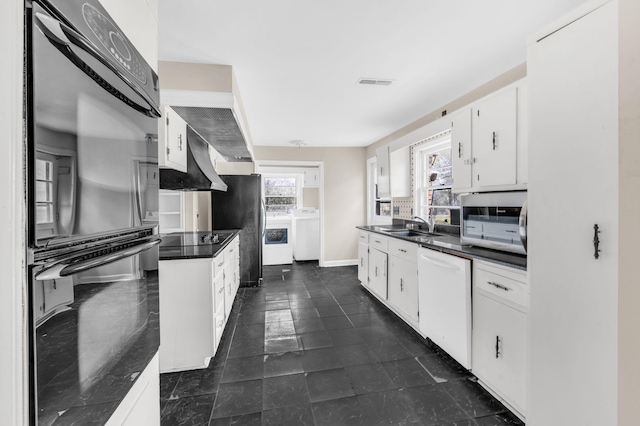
212,255 -> 225,278
358,231 -> 369,244
224,244 -> 237,263
474,262 -> 528,310
369,234 -> 388,252
388,239 -> 417,262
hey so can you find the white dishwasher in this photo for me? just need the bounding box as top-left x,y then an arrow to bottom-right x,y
418,247 -> 472,369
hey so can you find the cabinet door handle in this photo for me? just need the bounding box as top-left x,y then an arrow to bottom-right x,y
375,266 -> 378,277
593,224 -> 600,259
495,336 -> 501,358
487,281 -> 510,291
383,259 -> 387,278
360,258 -> 364,267
52,279 -> 57,290
400,278 -> 404,291
380,167 -> 384,176
458,142 -> 462,158
492,132 -> 496,150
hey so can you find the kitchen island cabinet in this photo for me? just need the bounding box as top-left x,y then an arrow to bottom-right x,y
159,234 -> 239,372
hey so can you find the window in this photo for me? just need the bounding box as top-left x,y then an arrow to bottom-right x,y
35,153 -> 58,236
415,140 -> 460,225
264,176 -> 299,213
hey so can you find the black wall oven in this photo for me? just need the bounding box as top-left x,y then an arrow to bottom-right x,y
26,0 -> 161,424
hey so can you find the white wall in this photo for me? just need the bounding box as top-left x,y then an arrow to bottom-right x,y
0,0 -> 26,424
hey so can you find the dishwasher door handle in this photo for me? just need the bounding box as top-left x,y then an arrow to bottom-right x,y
419,255 -> 460,272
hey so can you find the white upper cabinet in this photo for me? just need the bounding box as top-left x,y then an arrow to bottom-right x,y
450,108 -> 473,192
158,106 -> 187,173
376,145 -> 391,199
303,168 -> 320,188
450,83 -> 527,193
473,88 -> 518,187
390,146 -> 411,198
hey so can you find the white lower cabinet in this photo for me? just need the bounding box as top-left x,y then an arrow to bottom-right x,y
159,235 -> 239,373
387,256 -> 418,325
472,260 -> 528,418
357,241 -> 369,284
106,352 -> 160,426
367,247 -> 388,300
387,238 -> 419,325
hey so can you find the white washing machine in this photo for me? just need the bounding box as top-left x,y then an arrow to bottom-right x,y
292,208 -> 320,261
263,214 -> 293,265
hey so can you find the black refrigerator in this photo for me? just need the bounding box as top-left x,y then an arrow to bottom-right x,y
211,174 -> 264,287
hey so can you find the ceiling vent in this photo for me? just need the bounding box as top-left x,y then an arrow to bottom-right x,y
357,78 -> 394,86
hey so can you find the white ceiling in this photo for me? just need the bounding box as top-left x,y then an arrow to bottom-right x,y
158,0 -> 588,148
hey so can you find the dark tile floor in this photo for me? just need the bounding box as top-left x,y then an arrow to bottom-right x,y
160,262 -> 525,426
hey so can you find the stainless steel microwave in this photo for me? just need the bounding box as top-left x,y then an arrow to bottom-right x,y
460,191 -> 527,255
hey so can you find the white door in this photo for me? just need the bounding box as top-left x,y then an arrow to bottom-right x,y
450,108 -> 473,192
357,241 -> 369,284
472,292 -> 526,414
473,88 -> 517,188
367,247 -> 387,300
527,2 -> 618,425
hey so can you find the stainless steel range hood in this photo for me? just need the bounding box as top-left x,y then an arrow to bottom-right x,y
160,88 -> 255,163
159,127 -> 228,191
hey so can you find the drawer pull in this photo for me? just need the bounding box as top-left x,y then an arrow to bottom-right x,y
399,248 -> 407,253
487,281 -> 510,291
374,240 -> 381,244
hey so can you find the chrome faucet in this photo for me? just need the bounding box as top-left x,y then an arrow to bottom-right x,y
412,215 -> 435,233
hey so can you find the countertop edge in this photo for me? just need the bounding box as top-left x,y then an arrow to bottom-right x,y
158,230 -> 241,261
356,226 -> 527,271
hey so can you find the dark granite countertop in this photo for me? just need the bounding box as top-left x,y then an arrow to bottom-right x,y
159,230 -> 240,261
357,225 -> 527,270
37,271 -> 159,425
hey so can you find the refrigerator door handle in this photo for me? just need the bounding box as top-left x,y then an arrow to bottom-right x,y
35,237 -> 161,280
261,198 -> 267,238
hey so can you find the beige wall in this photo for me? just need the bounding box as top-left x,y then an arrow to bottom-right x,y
303,188 -> 320,208
217,162 -> 255,175
365,63 -> 527,159
158,62 -> 233,92
618,0 -> 640,423
254,147 -> 366,263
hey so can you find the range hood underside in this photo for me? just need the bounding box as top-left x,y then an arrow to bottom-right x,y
172,106 -> 253,162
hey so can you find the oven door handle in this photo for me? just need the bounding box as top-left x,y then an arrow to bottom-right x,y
33,12 -> 161,118
35,237 -> 161,281
518,200 -> 528,252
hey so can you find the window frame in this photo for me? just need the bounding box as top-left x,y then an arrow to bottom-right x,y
413,136 -> 460,226
263,174 -> 302,214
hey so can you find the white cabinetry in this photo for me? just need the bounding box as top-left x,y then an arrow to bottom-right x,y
158,106 -> 187,173
303,168 -> 320,188
527,2 -> 618,425
159,235 -> 239,372
450,108 -> 473,192
375,146 -> 390,199
472,260 -> 527,418
367,234 -> 389,300
357,231 -> 370,285
106,353 -> 160,426
159,190 -> 184,233
473,89 -> 517,187
451,84 -> 527,193
390,146 -> 411,198
418,248 -> 471,368
387,239 -> 418,325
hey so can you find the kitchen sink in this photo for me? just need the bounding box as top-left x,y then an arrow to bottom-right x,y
383,229 -> 439,238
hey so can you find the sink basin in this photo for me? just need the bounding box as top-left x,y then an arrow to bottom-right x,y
384,229 -> 438,238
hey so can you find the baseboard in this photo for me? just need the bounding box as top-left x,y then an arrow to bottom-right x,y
321,259 -> 358,268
